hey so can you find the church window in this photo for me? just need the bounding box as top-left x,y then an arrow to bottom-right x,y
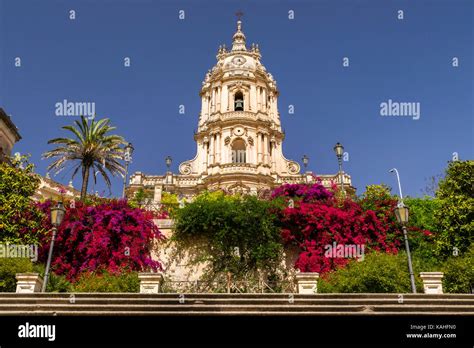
234,91 -> 244,111
231,139 -> 246,163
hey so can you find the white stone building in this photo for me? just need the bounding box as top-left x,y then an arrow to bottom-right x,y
128,20 -> 353,201
0,108 -> 21,163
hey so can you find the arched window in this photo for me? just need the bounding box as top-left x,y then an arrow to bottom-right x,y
231,139 -> 246,163
234,91 -> 244,111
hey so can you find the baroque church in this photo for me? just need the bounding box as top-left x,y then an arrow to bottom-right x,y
127,20 -> 353,202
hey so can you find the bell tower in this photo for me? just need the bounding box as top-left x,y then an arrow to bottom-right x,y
178,19 -> 301,194
128,19 -> 353,199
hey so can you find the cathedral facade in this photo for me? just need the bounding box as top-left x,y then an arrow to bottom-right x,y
128,20 -> 352,202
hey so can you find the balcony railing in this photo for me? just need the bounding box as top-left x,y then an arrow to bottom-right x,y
160,279 -> 296,294
220,163 -> 258,173
208,111 -> 271,122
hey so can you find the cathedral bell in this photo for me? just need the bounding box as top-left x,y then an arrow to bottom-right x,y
235,99 -> 244,111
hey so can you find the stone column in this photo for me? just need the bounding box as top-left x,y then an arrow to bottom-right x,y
256,132 -> 261,164
262,88 -> 267,112
295,272 -> 319,294
221,85 -> 228,112
202,141 -> 208,170
270,95 -> 276,118
262,134 -> 269,164
270,139 -> 276,172
153,185 -> 162,204
216,87 -> 221,111
228,91 -> 233,112
138,272 -> 164,294
16,273 -> 43,293
200,96 -> 204,117
211,88 -> 215,113
209,134 -> 214,165
216,132 -> 221,164
250,84 -> 256,111
420,272 -> 444,294
200,96 -> 205,123
244,89 -> 250,112
166,172 -> 173,185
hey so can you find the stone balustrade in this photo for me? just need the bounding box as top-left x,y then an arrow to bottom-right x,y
420,272 -> 444,294
15,273 -> 43,293
295,272 -> 319,294
220,163 -> 258,173
138,272 -> 164,294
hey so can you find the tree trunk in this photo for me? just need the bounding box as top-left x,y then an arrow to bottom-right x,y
80,165 -> 90,201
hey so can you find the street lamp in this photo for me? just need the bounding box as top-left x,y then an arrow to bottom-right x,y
122,142 -> 134,198
165,156 -> 173,185
390,168 -> 416,293
333,142 -> 345,197
302,155 -> 309,171
42,201 -> 66,292
165,156 -> 172,171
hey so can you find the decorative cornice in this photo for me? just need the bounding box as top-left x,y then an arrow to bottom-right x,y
0,108 -> 21,141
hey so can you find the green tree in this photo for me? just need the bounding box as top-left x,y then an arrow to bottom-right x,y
128,187 -> 154,208
0,258 -> 34,292
401,197 -> 440,270
318,252 -> 423,293
404,197 -> 440,233
173,191 -> 283,278
359,184 -> 395,211
43,116 -> 127,201
0,155 -> 45,244
442,245 -> 473,293
434,160 -> 473,258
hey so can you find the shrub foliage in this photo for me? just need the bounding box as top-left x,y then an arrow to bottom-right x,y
173,191 -> 283,277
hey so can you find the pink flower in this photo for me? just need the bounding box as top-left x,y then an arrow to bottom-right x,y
34,199 -> 164,281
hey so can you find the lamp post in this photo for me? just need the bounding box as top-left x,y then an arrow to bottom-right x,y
42,201 -> 66,292
165,156 -> 173,185
390,168 -> 416,293
389,168 -> 404,201
302,155 -> 309,171
122,142 -> 134,198
395,203 -> 417,293
333,142 -> 345,197
92,170 -> 100,194
165,156 -> 172,171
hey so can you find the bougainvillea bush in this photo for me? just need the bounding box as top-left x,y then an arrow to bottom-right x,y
272,182 -> 403,274
35,199 -> 163,281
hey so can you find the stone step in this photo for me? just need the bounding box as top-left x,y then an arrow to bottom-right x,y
0,310 -> 472,316
0,293 -> 472,316
0,303 -> 472,314
1,293 -> 473,300
1,298 -> 473,306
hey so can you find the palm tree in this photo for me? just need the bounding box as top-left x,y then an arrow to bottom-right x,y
43,116 -> 127,201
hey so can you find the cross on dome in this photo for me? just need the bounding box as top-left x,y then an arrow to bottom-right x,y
235,10 -> 244,21
232,17 -> 247,52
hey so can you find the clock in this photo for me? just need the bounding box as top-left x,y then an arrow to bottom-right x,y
232,56 -> 246,66
233,127 -> 245,136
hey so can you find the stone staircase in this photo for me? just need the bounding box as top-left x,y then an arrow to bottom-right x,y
0,293 -> 472,316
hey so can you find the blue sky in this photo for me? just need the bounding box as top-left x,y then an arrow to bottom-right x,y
1,0 -> 472,198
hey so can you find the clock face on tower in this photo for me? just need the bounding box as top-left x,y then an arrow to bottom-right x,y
232,56 -> 246,66
233,127 -> 245,136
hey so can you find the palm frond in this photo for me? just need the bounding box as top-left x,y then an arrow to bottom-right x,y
43,115 -> 128,200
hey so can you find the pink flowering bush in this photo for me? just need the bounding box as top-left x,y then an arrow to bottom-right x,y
272,182 -> 334,202
272,183 -> 403,274
35,199 -> 163,281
